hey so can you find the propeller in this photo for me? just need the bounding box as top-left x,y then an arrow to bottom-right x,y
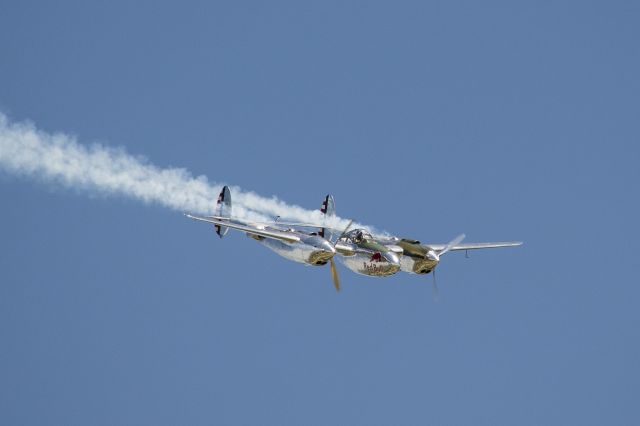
432,268 -> 439,302
329,219 -> 354,292
330,258 -> 340,292
426,233 -> 465,301
426,233 -> 465,262
438,233 -> 465,257
336,219 -> 354,240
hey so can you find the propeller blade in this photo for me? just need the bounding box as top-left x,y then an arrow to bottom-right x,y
337,219 -> 354,240
438,233 -> 466,257
432,269 -> 439,302
330,258 -> 341,292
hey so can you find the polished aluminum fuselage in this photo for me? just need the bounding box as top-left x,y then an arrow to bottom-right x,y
248,229 -> 335,266
339,252 -> 401,277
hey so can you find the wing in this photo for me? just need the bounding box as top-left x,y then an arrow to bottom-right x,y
185,214 -> 301,243
426,241 -> 523,251
203,216 -> 326,229
262,221 -> 340,230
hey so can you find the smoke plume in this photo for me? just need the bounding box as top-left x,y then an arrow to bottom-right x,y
0,113 -> 362,231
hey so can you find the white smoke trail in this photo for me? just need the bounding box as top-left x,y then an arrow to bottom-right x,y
0,113 -> 370,233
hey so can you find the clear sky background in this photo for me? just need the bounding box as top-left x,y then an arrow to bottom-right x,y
1,1 -> 639,425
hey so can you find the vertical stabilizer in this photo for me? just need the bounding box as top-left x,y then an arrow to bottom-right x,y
319,194 -> 335,240
215,186 -> 232,238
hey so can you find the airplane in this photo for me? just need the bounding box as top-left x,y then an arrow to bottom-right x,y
185,186 -> 347,291
186,187 -> 522,295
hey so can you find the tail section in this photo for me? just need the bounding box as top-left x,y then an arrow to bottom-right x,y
215,186 -> 232,238
319,194 -> 335,240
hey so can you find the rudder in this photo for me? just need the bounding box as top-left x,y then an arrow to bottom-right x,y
215,186 -> 232,238
319,194 -> 335,240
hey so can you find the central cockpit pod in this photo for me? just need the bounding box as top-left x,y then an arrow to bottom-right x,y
341,229 -> 373,244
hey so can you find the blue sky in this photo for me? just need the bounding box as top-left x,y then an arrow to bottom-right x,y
1,1 -> 639,425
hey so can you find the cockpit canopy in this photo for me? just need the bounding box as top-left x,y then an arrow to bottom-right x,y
341,229 -> 373,243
